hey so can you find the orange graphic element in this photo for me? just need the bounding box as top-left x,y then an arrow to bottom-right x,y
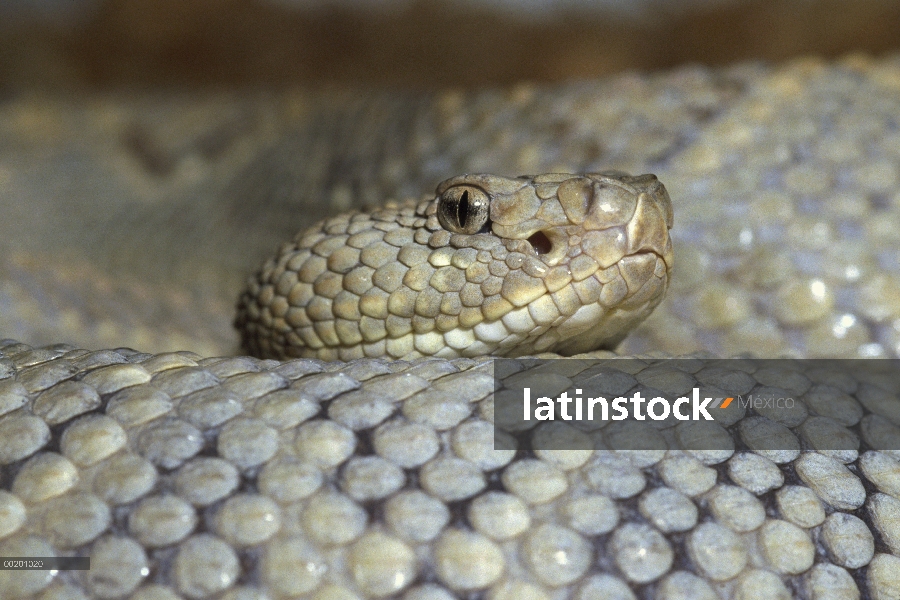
720,397 -> 733,409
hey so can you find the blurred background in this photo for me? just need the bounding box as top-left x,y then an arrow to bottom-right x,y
2,0 -> 900,90
2,0 -> 900,356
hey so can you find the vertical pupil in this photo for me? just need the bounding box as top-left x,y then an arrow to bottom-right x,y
457,190 -> 469,227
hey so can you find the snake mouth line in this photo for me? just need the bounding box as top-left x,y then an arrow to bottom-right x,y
633,249 -> 665,260
631,249 -> 672,275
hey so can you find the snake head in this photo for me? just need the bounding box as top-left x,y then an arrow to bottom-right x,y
237,172 -> 673,360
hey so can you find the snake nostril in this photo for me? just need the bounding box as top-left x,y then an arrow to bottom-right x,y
527,231 -> 553,255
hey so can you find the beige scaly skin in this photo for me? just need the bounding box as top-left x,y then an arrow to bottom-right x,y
1,58 -> 900,599
236,173 -> 673,361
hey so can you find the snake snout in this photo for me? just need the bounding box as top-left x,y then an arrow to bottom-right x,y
624,191 -> 674,270
576,186 -> 673,274
542,175 -> 673,355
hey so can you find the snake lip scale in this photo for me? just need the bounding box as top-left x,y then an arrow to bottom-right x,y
236,171 -> 674,362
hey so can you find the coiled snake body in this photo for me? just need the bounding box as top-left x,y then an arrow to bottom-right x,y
2,58 -> 900,599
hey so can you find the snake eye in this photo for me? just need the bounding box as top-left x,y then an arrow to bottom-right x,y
437,185 -> 490,234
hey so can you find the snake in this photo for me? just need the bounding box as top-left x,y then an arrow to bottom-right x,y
234,171 -> 673,362
1,57 -> 900,599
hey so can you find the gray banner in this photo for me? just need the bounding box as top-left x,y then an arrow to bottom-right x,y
492,359 -> 900,452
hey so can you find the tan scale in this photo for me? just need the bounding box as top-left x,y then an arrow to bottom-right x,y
236,172 -> 673,361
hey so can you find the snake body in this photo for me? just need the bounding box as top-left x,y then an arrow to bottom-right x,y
1,57 -> 900,599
